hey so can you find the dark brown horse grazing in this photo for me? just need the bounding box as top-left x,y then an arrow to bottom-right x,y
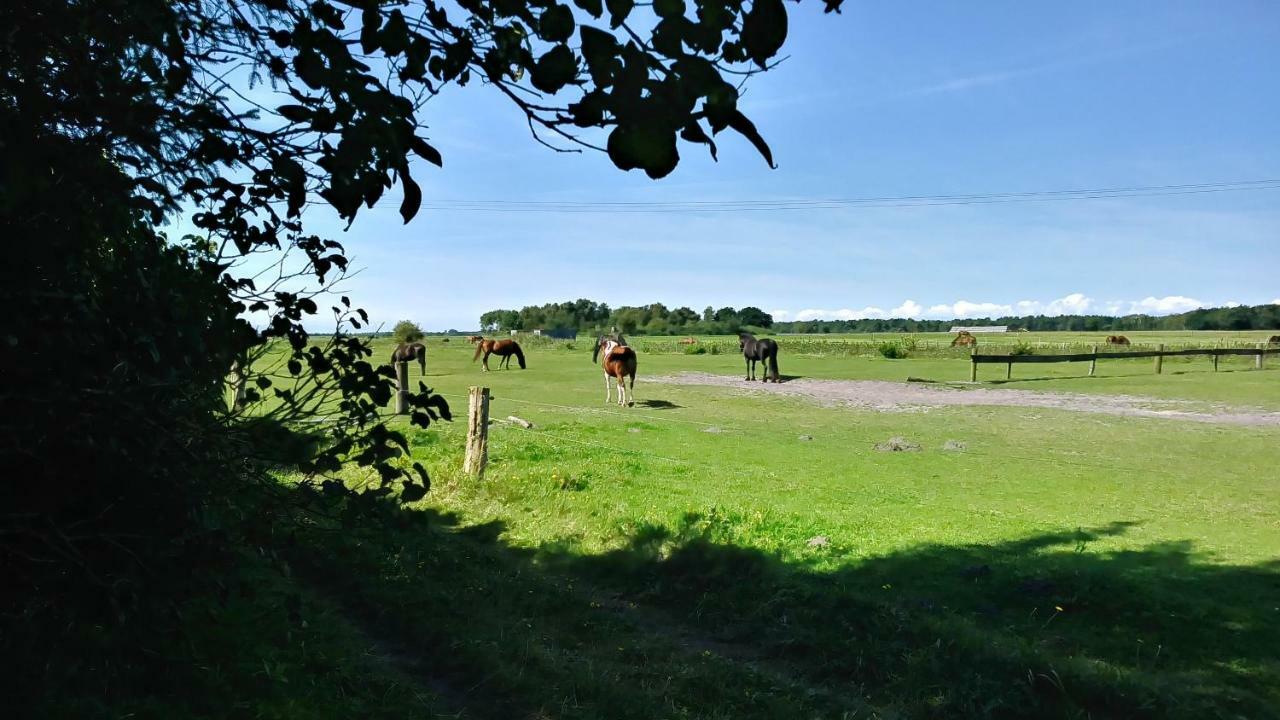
951,331 -> 977,347
472,337 -> 526,371
739,333 -> 780,382
390,342 -> 427,375
1105,335 -> 1131,346
1269,335 -> 1280,345
593,334 -> 637,406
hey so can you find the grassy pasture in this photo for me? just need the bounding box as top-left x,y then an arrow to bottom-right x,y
292,336 -> 1280,716
175,333 -> 1280,719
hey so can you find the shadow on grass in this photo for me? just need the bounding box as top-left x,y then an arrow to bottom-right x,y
633,399 -> 682,409
288,501 -> 1280,720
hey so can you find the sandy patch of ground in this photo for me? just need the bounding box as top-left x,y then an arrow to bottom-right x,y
651,373 -> 1280,427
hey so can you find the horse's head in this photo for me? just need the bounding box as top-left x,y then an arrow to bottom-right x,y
738,332 -> 754,349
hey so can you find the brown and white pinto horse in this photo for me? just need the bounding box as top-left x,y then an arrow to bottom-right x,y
390,342 -> 427,375
472,336 -> 527,371
593,334 -> 637,406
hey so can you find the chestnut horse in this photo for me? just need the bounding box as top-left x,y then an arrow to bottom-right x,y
390,342 -> 427,375
472,337 -> 526,371
951,331 -> 977,347
1105,335 -> 1131,346
593,334 -> 637,406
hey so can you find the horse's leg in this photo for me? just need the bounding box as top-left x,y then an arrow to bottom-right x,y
745,355 -> 751,381
604,372 -> 612,404
481,351 -> 489,372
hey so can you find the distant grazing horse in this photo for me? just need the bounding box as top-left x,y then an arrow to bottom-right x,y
472,337 -> 526,371
594,334 -> 637,406
1269,335 -> 1280,345
390,342 -> 427,375
678,336 -> 698,345
951,331 -> 977,347
467,335 -> 484,344
739,333 -> 780,383
1105,335 -> 1131,346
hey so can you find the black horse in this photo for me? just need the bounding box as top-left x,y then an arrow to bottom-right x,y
739,333 -> 780,382
391,341 -> 427,375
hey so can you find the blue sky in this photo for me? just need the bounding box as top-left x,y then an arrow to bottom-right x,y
182,1 -> 1280,330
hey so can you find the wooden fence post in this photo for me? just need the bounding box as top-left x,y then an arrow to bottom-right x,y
970,348 -> 977,382
1258,343 -> 1266,370
463,386 -> 490,478
1154,344 -> 1164,375
1006,360 -> 1012,380
394,361 -> 410,415
229,359 -> 247,412
1088,345 -> 1098,377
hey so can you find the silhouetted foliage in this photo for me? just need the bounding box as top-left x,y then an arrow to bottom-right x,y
0,0 -> 837,690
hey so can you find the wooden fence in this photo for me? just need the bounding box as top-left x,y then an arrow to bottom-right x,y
970,344 -> 1279,381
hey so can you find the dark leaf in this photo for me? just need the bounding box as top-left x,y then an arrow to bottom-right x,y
605,0 -> 633,28
724,110 -> 776,168
400,478 -> 429,502
574,0 -> 604,17
538,4 -> 576,42
288,359 -> 302,375
654,0 -> 685,20
740,0 -> 788,67
530,45 -> 577,94
411,137 -> 444,167
680,122 -> 718,161
607,125 -> 679,179
399,171 -> 422,223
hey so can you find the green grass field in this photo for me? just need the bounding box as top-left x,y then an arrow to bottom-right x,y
158,333 -> 1280,718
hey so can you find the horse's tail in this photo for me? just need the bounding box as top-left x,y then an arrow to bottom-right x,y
513,343 -> 526,369
472,343 -> 484,362
767,347 -> 780,382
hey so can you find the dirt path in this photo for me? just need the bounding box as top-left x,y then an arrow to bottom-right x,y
652,372 -> 1280,427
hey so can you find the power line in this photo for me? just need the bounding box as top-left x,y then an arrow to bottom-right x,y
334,178 -> 1280,214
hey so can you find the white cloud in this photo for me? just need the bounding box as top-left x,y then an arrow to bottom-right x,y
1126,296 -> 1205,315
777,292 -> 1228,321
1272,299 -> 1280,305
770,309 -> 791,321
1012,293 -> 1094,316
924,300 -> 1012,319
890,300 -> 923,318
796,306 -> 886,321
1222,301 -> 1241,309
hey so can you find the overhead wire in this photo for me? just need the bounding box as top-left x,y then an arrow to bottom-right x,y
321,178 -> 1280,214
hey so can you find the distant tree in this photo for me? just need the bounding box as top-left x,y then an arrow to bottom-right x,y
393,320 -> 426,344
738,306 -> 773,328
670,307 -> 700,326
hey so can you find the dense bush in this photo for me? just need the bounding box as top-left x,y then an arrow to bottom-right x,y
393,320 -> 426,344
878,341 -> 911,359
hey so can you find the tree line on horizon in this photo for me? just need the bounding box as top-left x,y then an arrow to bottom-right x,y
478,300 -> 1280,335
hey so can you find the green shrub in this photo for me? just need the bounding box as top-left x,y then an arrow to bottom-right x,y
708,344 -> 721,355
1010,341 -> 1035,356
392,320 -> 425,344
683,344 -> 707,355
878,341 -> 910,359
